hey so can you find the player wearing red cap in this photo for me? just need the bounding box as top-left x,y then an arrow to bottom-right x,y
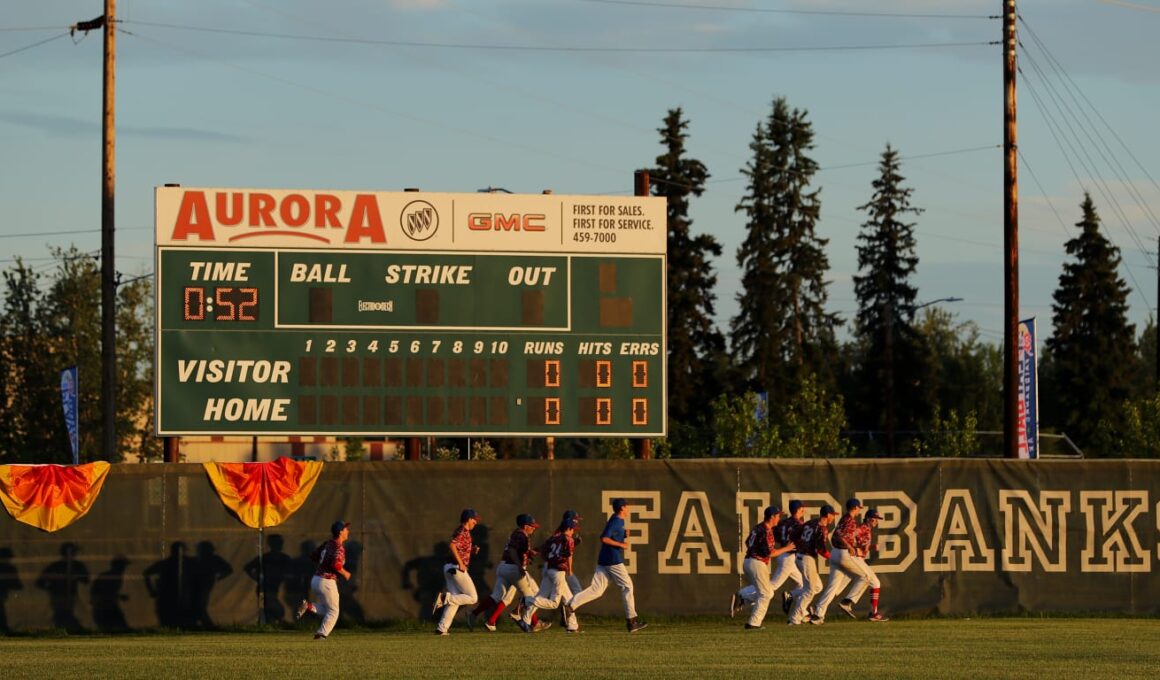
295,519 -> 351,640
786,504 -> 837,625
433,509 -> 481,635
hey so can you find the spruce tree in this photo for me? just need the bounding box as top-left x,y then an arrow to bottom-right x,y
731,97 -> 838,404
1045,194 -> 1137,454
650,108 -> 724,423
851,144 -> 927,453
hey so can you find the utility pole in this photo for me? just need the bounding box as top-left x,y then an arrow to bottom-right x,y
633,169 -> 652,460
102,0 -> 118,460
1003,0 -> 1020,459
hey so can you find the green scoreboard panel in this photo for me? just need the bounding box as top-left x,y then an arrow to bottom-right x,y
155,187 -> 667,436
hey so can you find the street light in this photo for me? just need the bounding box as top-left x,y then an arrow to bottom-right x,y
911,296 -> 963,311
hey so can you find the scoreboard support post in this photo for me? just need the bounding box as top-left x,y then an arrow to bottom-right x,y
633,169 -> 653,461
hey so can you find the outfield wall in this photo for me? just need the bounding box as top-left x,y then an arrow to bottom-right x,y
0,459 -> 1158,632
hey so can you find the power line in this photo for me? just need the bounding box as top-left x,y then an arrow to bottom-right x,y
575,0 -> 997,20
1019,39 -> 1154,266
0,226 -> 150,239
0,25 -> 70,32
1016,149 -> 1071,239
1019,16 -> 1160,236
640,143 -> 999,193
821,145 -> 1000,172
0,31 -> 69,60
120,19 -> 996,53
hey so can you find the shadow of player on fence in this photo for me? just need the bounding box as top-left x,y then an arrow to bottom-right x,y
91,555 -> 130,631
35,542 -> 89,632
401,541 -> 450,620
245,534 -> 291,624
0,547 -> 22,632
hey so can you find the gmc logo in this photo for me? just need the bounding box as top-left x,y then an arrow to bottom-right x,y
467,213 -> 546,232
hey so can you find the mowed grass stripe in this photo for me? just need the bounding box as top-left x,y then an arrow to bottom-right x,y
2,618 -> 1159,679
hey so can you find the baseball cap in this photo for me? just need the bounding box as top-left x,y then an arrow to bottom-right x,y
460,508 -> 480,523
864,508 -> 883,521
516,513 -> 540,528
562,517 -> 579,530
330,520 -> 350,536
788,500 -> 804,514
819,504 -> 837,518
764,505 -> 783,520
611,498 -> 628,512
563,509 -> 583,522
846,498 -> 863,511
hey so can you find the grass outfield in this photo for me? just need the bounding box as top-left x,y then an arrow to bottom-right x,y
2,617 -> 1159,679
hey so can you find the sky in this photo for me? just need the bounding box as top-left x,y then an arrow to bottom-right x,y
3,0 -> 1160,348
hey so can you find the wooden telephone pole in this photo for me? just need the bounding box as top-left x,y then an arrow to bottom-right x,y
1003,0 -> 1020,459
101,0 -> 118,460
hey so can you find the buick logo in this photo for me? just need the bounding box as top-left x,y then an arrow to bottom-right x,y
400,200 -> 439,241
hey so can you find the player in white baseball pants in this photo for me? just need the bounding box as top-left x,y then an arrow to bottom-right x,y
737,548 -> 803,606
309,575 -> 341,637
787,504 -> 837,625
520,519 -> 580,631
812,546 -> 876,621
848,507 -> 887,621
734,499 -> 806,617
434,509 -> 481,635
813,499 -> 876,623
491,563 -> 537,617
297,520 -> 352,640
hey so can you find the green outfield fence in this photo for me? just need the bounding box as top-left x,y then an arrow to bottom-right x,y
0,458 -> 1157,632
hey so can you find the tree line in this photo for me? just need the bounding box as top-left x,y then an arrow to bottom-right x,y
653,97 -> 1156,459
1,96 -> 1156,462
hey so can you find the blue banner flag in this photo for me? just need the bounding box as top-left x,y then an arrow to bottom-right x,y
1017,319 -> 1039,459
60,366 -> 79,464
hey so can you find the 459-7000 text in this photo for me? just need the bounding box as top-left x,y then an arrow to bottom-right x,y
572,232 -> 616,243
303,339 -> 510,355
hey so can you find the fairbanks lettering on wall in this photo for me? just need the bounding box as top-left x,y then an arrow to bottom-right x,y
1,460 -> 1157,628
597,489 -> 1154,576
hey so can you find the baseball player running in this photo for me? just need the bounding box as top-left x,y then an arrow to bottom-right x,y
560,510 -> 584,620
519,518 -> 580,633
295,520 -> 352,640
786,504 -> 837,625
845,507 -> 888,621
468,513 -> 543,631
732,499 -> 805,617
567,498 -> 647,633
812,498 -> 879,625
508,510 -> 584,628
740,505 -> 797,629
433,508 -> 481,635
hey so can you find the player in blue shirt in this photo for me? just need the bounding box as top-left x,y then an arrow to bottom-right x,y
567,498 -> 648,633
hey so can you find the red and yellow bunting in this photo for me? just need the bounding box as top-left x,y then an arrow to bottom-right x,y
203,457 -> 323,529
0,462 -> 112,532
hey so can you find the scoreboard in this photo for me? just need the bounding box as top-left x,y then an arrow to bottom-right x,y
154,186 -> 667,436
